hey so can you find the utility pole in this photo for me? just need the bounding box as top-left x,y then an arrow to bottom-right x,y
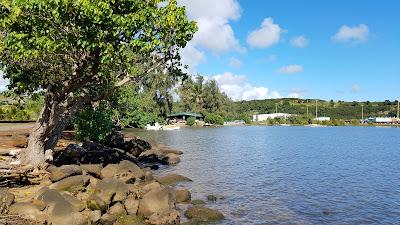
315,100 -> 318,119
275,103 -> 278,114
306,100 -> 309,115
397,99 -> 399,119
361,104 -> 364,122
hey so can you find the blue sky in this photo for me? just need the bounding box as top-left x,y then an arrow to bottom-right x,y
178,0 -> 400,101
1,1 -> 399,102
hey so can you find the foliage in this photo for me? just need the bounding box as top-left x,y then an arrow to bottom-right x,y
0,92 -> 43,121
176,75 -> 232,116
204,113 -> 224,125
186,117 -> 196,126
72,103 -> 113,143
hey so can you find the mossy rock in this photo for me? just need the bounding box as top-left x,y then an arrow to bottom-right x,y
191,199 -> 206,206
207,195 -> 217,202
116,214 -> 145,225
155,173 -> 192,186
184,206 -> 224,222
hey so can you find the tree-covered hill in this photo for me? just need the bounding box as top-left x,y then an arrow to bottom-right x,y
234,98 -> 399,120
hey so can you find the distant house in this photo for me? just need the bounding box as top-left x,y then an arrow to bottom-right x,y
167,112 -> 203,123
367,117 -> 397,124
315,117 -> 331,122
252,113 -> 292,122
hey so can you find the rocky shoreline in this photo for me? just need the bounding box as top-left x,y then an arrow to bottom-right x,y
0,128 -> 224,225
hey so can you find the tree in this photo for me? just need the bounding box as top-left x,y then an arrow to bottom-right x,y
0,0 -> 196,167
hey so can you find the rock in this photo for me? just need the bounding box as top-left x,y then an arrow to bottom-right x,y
184,206 -> 224,221
105,129 -> 126,149
0,189 -> 15,214
36,189 -> 65,205
100,202 -> 126,225
190,200 -> 205,206
87,194 -> 107,211
139,150 -> 164,164
53,144 -> 86,165
147,209 -> 180,225
141,181 -> 161,194
8,202 -> 47,222
45,149 -> 54,162
124,196 -> 139,215
207,195 -> 217,202
90,178 -> 129,204
114,215 -> 145,225
82,208 -> 102,223
162,153 -> 180,165
138,187 -> 176,218
143,169 -> 154,182
49,175 -> 90,192
62,193 -> 86,212
80,164 -> 103,177
175,189 -> 191,203
155,174 -> 192,186
48,165 -> 82,182
158,147 -> 183,155
123,138 -> 151,157
101,160 -> 144,183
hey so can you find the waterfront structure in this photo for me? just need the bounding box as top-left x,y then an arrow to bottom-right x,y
367,117 -> 398,124
252,113 -> 293,122
315,117 -> 331,121
167,112 -> 203,123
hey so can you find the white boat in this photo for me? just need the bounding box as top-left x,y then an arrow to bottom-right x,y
162,125 -> 180,130
145,122 -> 162,130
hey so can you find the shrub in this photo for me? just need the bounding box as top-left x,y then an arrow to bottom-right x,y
186,117 -> 196,126
73,104 -> 113,143
205,113 -> 224,125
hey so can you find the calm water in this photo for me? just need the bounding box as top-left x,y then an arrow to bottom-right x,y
125,126 -> 400,225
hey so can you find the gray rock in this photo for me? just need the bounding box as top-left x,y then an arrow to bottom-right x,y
138,187 -> 176,218
175,189 -> 191,203
62,193 -> 86,212
49,175 -> 90,192
124,196 -> 139,215
141,181 -> 161,194
80,164 -> 103,177
163,153 -> 180,165
155,174 -> 192,186
100,202 -> 126,225
190,200 -> 205,206
147,209 -> 180,225
94,178 -> 129,203
101,160 -> 144,183
87,194 -> 107,211
0,188 -> 15,214
8,202 -> 47,222
184,206 -> 224,221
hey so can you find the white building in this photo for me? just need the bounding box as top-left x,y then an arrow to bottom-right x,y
368,117 -> 397,124
315,117 -> 331,122
253,113 -> 292,122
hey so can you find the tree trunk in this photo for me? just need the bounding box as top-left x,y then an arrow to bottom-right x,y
22,91 -> 80,168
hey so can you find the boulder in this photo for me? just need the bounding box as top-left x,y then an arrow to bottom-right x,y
105,129 -> 126,149
8,202 -> 47,222
100,202 -> 126,225
141,181 -> 161,194
184,206 -> 224,222
138,150 -> 164,164
82,209 -> 101,224
53,144 -> 86,165
101,160 -> 144,183
80,164 -> 103,177
0,189 -> 15,214
175,189 -> 191,203
36,189 -> 65,205
48,165 -> 82,182
207,195 -> 217,202
123,138 -> 151,157
155,174 -> 192,186
49,175 -> 90,192
114,215 -> 145,225
62,193 -> 86,212
124,196 -> 139,215
138,187 -> 175,218
147,209 -> 180,225
162,153 -> 180,165
87,194 -> 107,211
90,178 -> 129,204
190,200 -> 205,206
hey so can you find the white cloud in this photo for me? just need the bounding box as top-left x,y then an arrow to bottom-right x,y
247,17 -> 283,48
290,35 -> 308,48
229,57 -> 242,68
278,65 -> 304,74
333,24 -> 369,43
351,84 -> 361,93
212,72 -> 282,101
179,43 -> 205,73
177,0 -> 244,71
0,71 -> 9,91
288,93 -> 300,98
